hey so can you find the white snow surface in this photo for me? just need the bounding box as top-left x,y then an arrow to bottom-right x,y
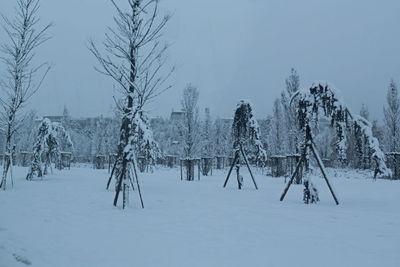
1,166 -> 399,267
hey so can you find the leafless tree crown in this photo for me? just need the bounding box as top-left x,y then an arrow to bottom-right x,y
0,0 -> 52,131
89,0 -> 173,112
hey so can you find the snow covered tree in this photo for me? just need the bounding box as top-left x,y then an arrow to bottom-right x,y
224,100 -> 266,189
90,0 -> 172,208
133,111 -> 160,172
231,101 -> 266,162
180,85 -> 200,159
200,108 -> 213,175
26,119 -> 72,180
358,104 -> 371,169
0,0 -> 52,190
281,68 -> 301,154
201,108 -> 213,157
282,81 -> 391,205
383,79 -> 400,152
372,120 -> 384,148
294,81 -> 390,177
213,118 -> 231,168
179,85 -> 201,180
91,116 -> 115,157
152,116 -> 180,158
14,110 -> 38,161
268,98 -> 286,155
360,104 -> 369,120
345,104 -> 371,169
60,106 -> 74,152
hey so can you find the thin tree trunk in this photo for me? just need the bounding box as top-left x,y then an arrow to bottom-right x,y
1,126 -> 12,190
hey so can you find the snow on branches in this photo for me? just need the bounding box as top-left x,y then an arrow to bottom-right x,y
124,110 -> 160,171
232,100 -> 267,162
26,118 -> 72,180
292,81 -> 391,177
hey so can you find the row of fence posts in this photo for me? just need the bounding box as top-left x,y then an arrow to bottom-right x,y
0,151 -> 72,170
2,151 -> 400,180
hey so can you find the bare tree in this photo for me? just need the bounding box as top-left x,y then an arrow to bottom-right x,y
281,68 -> 301,154
89,0 -> 172,208
179,85 -> 200,181
181,85 -> 200,159
383,79 -> 400,152
0,0 -> 52,190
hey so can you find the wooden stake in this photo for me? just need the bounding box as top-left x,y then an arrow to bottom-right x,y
239,144 -> 258,190
131,161 -> 144,209
180,160 -> 183,180
106,158 -> 118,190
310,142 -> 339,205
198,160 -> 200,181
223,153 -> 238,188
113,161 -> 126,206
280,154 -> 304,201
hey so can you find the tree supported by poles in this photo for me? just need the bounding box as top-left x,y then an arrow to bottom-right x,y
223,101 -> 267,190
26,119 -> 72,180
90,0 -> 172,209
280,81 -> 391,205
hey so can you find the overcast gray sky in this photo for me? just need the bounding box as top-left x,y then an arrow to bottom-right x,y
1,0 -> 400,120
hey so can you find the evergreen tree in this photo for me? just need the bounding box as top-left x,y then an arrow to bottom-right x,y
225,100 -> 266,189
231,101 -> 266,163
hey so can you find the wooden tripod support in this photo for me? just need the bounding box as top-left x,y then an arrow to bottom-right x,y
280,138 -> 339,205
223,144 -> 258,190
107,156 -> 144,209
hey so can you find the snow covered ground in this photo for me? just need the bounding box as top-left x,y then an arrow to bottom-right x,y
0,166 -> 399,267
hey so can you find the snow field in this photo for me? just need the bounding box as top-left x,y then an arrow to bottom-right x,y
0,167 -> 399,267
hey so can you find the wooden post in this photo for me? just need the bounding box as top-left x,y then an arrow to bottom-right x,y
280,154 -> 304,201
180,159 -> 183,180
131,161 -> 144,209
128,167 -> 136,191
223,153 -> 238,188
106,158 -> 118,190
236,164 -> 241,189
239,144 -> 258,190
310,142 -> 339,205
210,158 -> 213,175
113,164 -> 125,206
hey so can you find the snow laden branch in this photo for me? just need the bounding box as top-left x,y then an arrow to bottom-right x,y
26,119 -> 72,180
125,110 -> 161,166
291,81 -> 391,177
